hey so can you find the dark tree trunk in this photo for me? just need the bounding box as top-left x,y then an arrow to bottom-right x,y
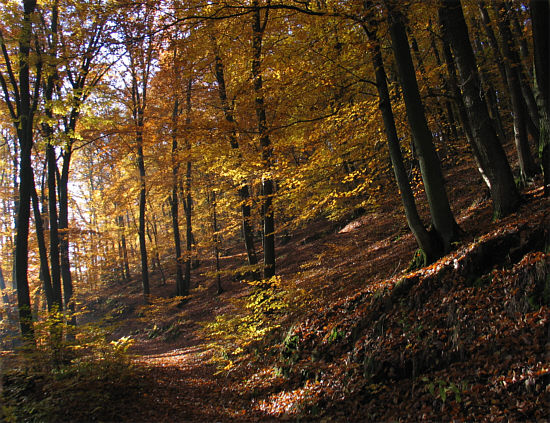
494,0 -> 538,181
137,131 -> 149,297
439,0 -> 520,218
211,35 -> 258,267
47,143 -> 63,308
170,98 -> 186,296
428,24 -> 459,141
442,38 -> 491,189
117,214 -> 130,280
58,154 -> 74,312
252,1 -> 275,278
210,190 -> 223,295
183,79 -> 193,296
386,3 -> 459,251
363,22 -> 441,262
30,183 -> 54,311
12,0 -> 39,340
529,0 -> 550,195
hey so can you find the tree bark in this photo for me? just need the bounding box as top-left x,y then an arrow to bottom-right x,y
493,0 -> 537,182
530,0 -> 550,195
363,22 -> 441,262
252,0 -> 275,278
439,0 -> 520,218
171,97 -> 186,296
211,37 -> 259,267
386,2 -> 459,251
30,183 -> 54,311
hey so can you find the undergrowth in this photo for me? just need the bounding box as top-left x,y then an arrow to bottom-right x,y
202,275 -> 311,373
0,318 -> 140,423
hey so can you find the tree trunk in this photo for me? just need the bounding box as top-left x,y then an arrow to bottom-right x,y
529,0 -> 550,195
47,143 -> 63,308
13,0 -> 39,340
386,3 -> 459,251
494,0 -> 538,182
210,190 -> 223,295
439,0 -> 520,218
31,180 -> 55,311
211,34 -> 258,267
363,22 -> 441,263
170,98 -> 186,296
252,1 -> 275,278
183,79 -> 193,296
58,153 -> 74,312
117,214 -> 130,280
137,130 -> 149,297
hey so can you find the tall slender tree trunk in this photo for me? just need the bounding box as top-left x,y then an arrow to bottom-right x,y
363,22 -> 441,262
30,183 -> 54,310
170,98 -> 186,296
12,0 -> 39,340
137,126 -> 149,297
252,1 -> 275,278
58,154 -> 74,312
386,3 -> 459,251
439,0 -> 519,218
494,0 -> 537,181
210,34 -> 258,267
530,0 -> 550,195
183,79 -> 193,296
117,214 -> 130,280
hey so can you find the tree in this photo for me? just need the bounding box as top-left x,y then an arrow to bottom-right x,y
361,15 -> 440,263
385,1 -> 459,252
530,0 -> 550,195
0,0 -> 41,339
438,0 -> 520,218
251,0 -> 276,279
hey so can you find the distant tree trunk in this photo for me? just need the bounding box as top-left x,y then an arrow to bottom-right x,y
530,0 -> 550,195
117,214 -> 130,280
409,32 -> 448,146
137,130 -> 149,297
31,180 -> 55,311
209,190 -> 223,294
428,24 -> 459,141
170,97 -> 186,296
363,22 -> 441,262
493,0 -> 537,182
46,143 -> 63,308
149,217 -> 165,284
211,36 -> 258,268
183,79 -> 193,296
439,0 -> 520,218
252,1 -> 275,278
58,153 -> 74,314
0,265 -> 9,307
386,3 -> 459,251
441,38 -> 492,189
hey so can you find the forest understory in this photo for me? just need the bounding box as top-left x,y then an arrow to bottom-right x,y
2,145 -> 548,422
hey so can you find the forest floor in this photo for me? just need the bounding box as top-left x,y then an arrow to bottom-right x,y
2,144 -> 549,422
83,145 -> 549,422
